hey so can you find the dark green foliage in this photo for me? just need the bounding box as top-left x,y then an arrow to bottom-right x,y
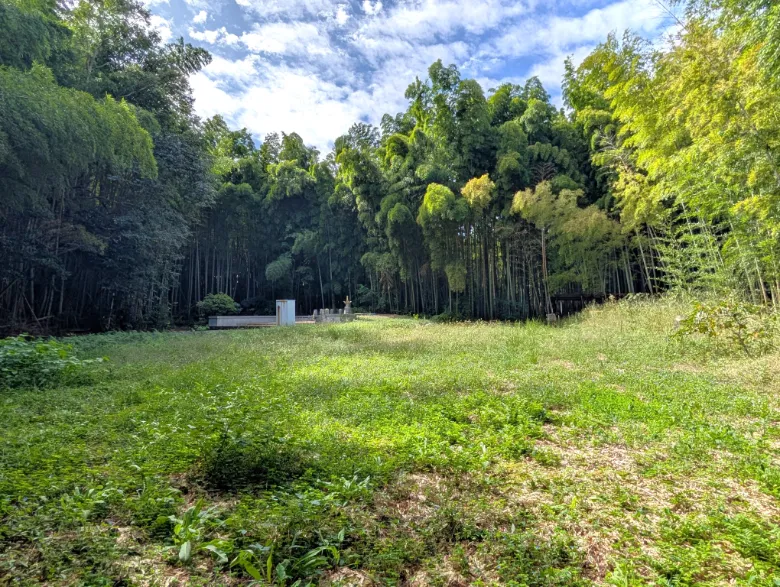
0,1 -> 68,71
0,334 -> 101,389
128,482 -> 179,538
200,429 -> 313,491
0,0 -> 214,334
493,531 -> 588,586
197,293 -> 240,318
330,57 -> 629,320
430,310 -> 464,323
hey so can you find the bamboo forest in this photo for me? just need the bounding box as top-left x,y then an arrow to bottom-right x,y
2,0 -> 778,332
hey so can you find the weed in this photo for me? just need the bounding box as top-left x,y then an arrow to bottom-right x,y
2,300 -> 780,584
168,499 -> 222,563
675,298 -> 776,357
531,447 -> 562,467
200,428 -> 313,491
491,530 -> 588,586
0,334 -> 104,389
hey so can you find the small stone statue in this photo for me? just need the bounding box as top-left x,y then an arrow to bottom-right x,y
344,295 -> 352,314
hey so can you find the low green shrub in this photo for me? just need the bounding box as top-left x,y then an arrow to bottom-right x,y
674,298 -> 776,357
197,293 -> 240,319
0,334 -> 103,389
200,429 -> 314,491
169,499 -> 220,563
430,310 -> 464,323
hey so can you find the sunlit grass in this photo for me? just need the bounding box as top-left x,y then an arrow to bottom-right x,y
1,298 -> 779,585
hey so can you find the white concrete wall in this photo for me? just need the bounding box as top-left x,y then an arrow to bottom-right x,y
208,316 -> 276,328
207,300 -> 297,328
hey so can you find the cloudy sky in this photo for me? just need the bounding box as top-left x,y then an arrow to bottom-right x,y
145,0 -> 676,153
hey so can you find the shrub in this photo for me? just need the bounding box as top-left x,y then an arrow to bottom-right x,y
197,294 -> 240,318
200,429 -> 313,491
674,299 -> 776,357
431,310 -> 464,323
0,335 -> 102,389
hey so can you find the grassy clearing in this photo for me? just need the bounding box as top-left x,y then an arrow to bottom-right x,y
1,298 -> 780,586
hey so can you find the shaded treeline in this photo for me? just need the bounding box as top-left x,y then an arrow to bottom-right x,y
2,0 -> 779,332
0,0 -> 215,332
174,121 -> 366,321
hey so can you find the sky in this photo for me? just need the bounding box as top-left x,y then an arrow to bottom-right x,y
144,0 -> 677,154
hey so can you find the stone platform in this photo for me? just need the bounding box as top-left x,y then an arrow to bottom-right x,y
313,309 -> 356,323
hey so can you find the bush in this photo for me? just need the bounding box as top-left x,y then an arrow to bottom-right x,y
431,310 -> 464,323
197,294 -> 240,318
674,298 -> 776,357
200,429 -> 314,491
0,335 -> 103,389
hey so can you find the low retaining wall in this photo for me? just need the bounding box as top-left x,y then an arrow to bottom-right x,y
208,316 -> 276,328
209,299 -> 297,329
314,313 -> 357,323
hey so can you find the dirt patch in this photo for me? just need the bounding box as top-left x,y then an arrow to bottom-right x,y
375,472 -> 446,526
548,359 -> 578,371
322,568 -> 375,586
487,433 -> 780,582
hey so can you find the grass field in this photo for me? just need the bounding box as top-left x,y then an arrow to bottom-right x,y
2,299 -> 780,586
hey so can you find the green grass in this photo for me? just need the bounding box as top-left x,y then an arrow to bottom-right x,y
2,298 -> 780,586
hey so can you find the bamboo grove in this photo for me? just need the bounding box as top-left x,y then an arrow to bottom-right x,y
1,0 -> 779,332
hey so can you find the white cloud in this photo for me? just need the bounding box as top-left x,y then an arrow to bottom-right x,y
362,0 -> 382,16
193,10 -> 208,24
186,0 -> 672,153
233,0 -> 338,19
193,62 -> 366,151
203,54 -> 259,81
190,38 -> 471,153
150,15 -> 173,43
188,26 -> 240,46
190,72 -> 241,119
240,22 -> 332,56
485,0 -> 665,58
355,0 -> 529,46
183,0 -> 211,9
335,4 -> 350,26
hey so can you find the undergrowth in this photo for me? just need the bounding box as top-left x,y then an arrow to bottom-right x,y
1,297 -> 779,585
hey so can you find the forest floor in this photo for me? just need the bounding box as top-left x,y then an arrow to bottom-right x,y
2,299 -> 780,586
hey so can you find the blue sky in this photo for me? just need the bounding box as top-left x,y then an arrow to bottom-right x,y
144,0 -> 676,153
